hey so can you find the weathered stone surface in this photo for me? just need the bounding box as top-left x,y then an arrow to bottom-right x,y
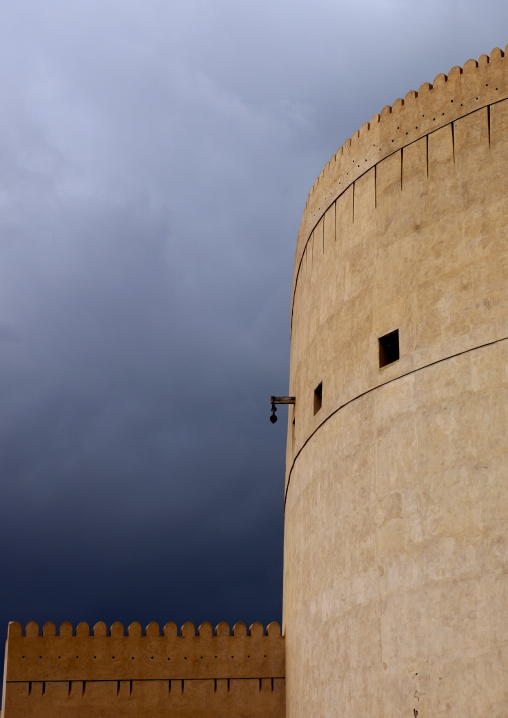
284,47 -> 508,718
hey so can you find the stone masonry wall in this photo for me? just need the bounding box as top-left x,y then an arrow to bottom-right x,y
284,46 -> 508,718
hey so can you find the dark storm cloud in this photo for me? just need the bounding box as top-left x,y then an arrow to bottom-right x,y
0,0 -> 506,669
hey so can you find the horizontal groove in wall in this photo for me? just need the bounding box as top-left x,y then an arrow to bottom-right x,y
6,677 -> 285,684
284,336 -> 508,509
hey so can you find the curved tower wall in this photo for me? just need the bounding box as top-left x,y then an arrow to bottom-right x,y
283,48 -> 508,717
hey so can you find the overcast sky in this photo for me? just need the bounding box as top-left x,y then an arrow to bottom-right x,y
0,0 -> 506,650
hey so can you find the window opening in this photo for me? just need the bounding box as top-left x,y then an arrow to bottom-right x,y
379,329 -> 399,367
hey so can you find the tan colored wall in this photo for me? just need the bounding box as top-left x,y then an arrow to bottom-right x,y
283,47 -> 508,717
2,620 -> 285,717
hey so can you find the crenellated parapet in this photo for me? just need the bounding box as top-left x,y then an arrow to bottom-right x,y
293,45 -> 508,321
2,620 -> 285,717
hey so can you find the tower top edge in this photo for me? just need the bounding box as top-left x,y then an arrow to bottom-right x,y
303,46 -> 506,212
293,45 -> 508,293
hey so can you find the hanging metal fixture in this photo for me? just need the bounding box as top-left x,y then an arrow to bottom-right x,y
269,396 -> 296,423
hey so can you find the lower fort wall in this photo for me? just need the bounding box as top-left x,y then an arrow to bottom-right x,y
1,620 -> 285,718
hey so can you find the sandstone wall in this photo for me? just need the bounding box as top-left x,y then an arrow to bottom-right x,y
2,620 -> 285,717
283,47 -> 508,717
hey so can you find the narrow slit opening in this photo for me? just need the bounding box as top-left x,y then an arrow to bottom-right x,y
314,382 -> 323,415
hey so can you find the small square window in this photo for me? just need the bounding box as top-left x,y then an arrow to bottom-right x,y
314,382 -> 323,415
379,329 -> 399,368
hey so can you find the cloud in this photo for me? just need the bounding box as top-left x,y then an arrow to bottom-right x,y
0,0 -> 506,658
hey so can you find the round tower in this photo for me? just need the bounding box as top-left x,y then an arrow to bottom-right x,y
283,48 -> 508,717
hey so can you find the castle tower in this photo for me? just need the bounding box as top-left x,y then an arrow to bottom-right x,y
283,48 -> 508,716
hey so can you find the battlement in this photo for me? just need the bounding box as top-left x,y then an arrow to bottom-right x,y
295,44 -> 508,301
2,620 -> 285,717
